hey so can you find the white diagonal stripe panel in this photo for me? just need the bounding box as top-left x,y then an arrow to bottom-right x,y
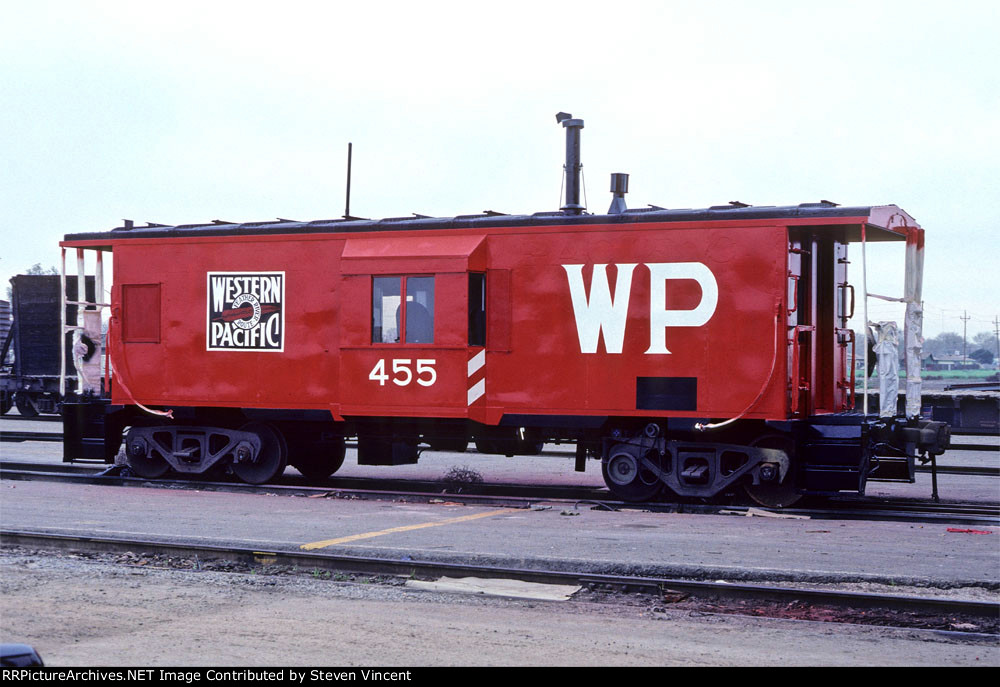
468,349 -> 486,377
467,378 -> 485,405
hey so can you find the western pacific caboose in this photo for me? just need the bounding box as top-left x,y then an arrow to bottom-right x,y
60,114 -> 949,505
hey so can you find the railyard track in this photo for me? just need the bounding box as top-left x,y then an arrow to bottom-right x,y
2,421 -> 998,458
1,430 -> 62,442
2,529 -> 997,637
0,415 -> 61,423
2,459 -> 997,526
3,419 -> 997,525
3,426 -> 998,454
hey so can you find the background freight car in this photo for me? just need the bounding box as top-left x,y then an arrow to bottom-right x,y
1,275 -> 96,416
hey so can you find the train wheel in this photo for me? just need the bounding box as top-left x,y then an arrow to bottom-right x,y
0,393 -> 11,415
233,422 -> 288,485
290,438 -> 346,480
13,392 -> 38,418
602,444 -> 663,502
743,434 -> 801,509
126,433 -> 171,479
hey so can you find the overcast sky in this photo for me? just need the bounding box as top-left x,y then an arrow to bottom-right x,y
1,0 -> 997,339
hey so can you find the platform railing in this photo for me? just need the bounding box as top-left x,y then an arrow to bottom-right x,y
59,248 -> 109,397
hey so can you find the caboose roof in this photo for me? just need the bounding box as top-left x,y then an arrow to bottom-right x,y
62,202 -> 917,247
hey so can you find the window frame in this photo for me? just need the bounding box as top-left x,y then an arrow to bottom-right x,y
468,272 -> 486,347
371,274 -> 435,345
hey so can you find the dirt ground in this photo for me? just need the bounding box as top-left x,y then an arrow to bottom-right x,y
1,548 -> 996,667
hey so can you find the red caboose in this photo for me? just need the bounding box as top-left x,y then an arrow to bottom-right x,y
61,115 -> 948,505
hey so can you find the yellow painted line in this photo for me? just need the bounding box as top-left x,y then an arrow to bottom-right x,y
300,508 -> 511,551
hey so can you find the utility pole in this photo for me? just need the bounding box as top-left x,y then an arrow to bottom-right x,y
994,315 -> 999,366
961,310 -> 970,365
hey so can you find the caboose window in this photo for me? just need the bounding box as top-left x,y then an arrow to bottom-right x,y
468,273 -> 486,346
372,276 -> 435,344
372,277 -> 401,343
404,277 -> 435,343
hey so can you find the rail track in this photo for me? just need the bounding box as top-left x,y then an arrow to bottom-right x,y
3,421 -> 998,458
1,430 -> 62,442
3,426 -> 999,454
3,419 -> 997,525
2,529 -> 996,637
2,459 -> 997,526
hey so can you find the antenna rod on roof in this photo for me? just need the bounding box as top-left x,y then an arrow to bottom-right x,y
344,142 -> 353,219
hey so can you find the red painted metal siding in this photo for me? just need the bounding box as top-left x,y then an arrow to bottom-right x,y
121,283 -> 161,343
479,224 -> 788,421
110,237 -> 344,411
100,220 -> 798,422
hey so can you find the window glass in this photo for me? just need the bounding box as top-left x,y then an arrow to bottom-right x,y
372,276 -> 435,344
468,273 -> 485,346
372,277 -> 401,343
404,276 -> 435,344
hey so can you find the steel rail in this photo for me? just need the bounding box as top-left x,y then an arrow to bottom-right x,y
2,461 -> 998,526
916,464 -> 999,476
4,418 -> 997,451
946,443 -> 999,452
2,529 -> 997,628
0,415 -> 63,423
0,464 -> 597,509
0,431 -> 63,442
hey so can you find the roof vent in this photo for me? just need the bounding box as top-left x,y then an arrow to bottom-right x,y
608,173 -> 629,214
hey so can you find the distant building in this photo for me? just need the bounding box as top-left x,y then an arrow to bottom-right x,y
922,353 -> 981,371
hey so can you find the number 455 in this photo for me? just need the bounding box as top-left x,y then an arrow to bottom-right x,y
369,358 -> 437,386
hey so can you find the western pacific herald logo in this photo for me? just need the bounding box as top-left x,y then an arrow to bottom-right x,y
207,272 -> 285,352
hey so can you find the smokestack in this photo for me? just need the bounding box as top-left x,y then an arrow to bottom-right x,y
608,173 -> 629,214
556,112 -> 585,214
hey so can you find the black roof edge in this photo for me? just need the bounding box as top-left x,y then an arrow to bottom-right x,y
65,204 -> 885,242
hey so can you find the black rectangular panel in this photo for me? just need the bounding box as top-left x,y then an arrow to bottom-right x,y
636,377 -> 698,411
